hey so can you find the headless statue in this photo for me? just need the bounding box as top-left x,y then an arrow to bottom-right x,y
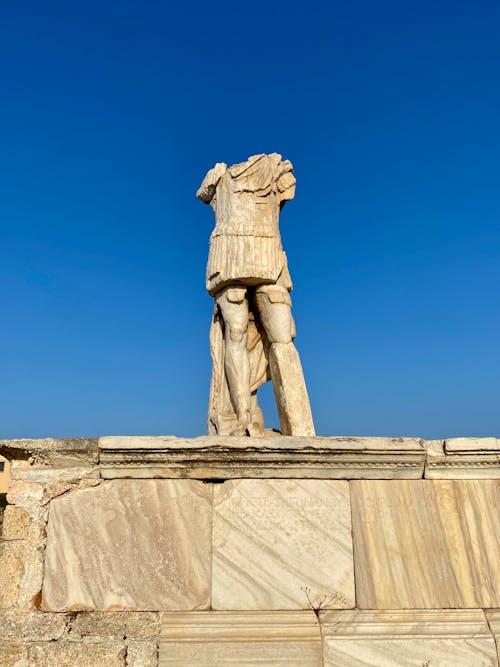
197,153 -> 315,437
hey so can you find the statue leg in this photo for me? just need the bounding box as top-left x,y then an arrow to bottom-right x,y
254,285 -> 315,436
216,287 -> 252,435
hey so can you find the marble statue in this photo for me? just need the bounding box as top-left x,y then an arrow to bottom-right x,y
197,153 -> 315,436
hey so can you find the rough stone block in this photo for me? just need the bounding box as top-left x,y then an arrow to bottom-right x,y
1,506 -> 31,540
0,611 -> 67,640
321,609 -> 498,666
71,612 -> 160,638
0,438 -> 99,467
160,611 -> 322,666
351,480 -> 500,608
0,643 -> 29,667
0,542 -> 25,608
126,640 -> 158,667
42,480 -> 212,611
212,479 -> 354,609
29,641 -> 126,666
6,480 -> 43,509
11,466 -> 99,484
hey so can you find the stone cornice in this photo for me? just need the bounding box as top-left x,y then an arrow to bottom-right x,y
99,435 -> 426,480
1,436 -> 498,481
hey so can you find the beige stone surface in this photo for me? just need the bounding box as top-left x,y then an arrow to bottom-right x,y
321,609 -> 498,667
29,641 -> 126,666
198,154 -> 315,437
10,465 -> 100,484
127,640 -> 158,667
0,438 -> 98,467
212,479 -> 354,609
268,342 -> 315,436
426,438 -> 500,479
70,612 -> 160,638
0,643 -> 28,667
42,480 -> 212,611
486,611 -> 500,661
2,506 -> 31,540
351,480 -> 500,608
0,611 -> 67,640
0,542 -> 25,608
100,435 -> 425,479
445,437 -> 499,452
160,611 -> 322,666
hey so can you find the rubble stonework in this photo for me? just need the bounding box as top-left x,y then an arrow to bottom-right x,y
0,436 -> 498,666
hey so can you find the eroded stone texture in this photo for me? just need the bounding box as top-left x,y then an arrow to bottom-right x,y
1,506 -> 31,540
0,643 -> 28,667
0,542 -> 25,608
321,609 -> 498,667
29,641 -> 126,666
160,611 -> 322,666
0,438 -> 98,467
212,479 -> 354,609
351,480 -> 500,608
0,611 -> 67,641
126,640 -> 158,667
70,612 -> 160,639
42,480 -> 212,611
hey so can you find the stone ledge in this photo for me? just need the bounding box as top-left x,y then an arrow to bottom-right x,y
160,611 -> 322,666
425,438 -> 500,479
0,435 -> 498,482
0,438 -> 98,467
320,609 -> 498,667
99,435 -> 426,480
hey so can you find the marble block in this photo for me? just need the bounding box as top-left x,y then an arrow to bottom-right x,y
425,438 -> 500,479
212,479 -> 355,609
485,611 -> 500,663
99,435 -> 426,480
42,480 -> 212,611
351,480 -> 500,608
159,611 -> 322,666
321,609 -> 498,667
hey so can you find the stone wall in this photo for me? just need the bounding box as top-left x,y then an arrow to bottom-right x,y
0,436 -> 499,666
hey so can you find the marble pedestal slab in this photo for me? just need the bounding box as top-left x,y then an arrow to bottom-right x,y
212,479 -> 355,609
41,480 -> 212,611
159,611 -> 322,666
351,480 -> 500,609
321,610 -> 498,667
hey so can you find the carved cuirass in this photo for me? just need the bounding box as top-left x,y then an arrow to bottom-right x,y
197,153 -> 296,295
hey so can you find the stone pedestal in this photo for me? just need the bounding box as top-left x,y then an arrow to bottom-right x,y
0,435 -> 499,666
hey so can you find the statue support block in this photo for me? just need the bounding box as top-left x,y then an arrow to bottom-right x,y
268,342 -> 315,436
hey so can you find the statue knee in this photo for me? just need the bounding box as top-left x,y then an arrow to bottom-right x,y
227,324 -> 247,343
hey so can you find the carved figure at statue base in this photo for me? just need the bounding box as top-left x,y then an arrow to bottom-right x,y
197,153 -> 315,437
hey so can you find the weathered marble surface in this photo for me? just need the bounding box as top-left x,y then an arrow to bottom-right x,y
99,435 -> 426,479
321,609 -> 498,667
426,437 -> 500,479
486,611 -> 500,663
42,480 -> 212,611
351,480 -> 500,608
159,611 -> 322,666
198,153 -> 315,437
212,479 -> 354,609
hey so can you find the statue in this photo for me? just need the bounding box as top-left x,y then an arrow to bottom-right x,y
197,153 -> 315,437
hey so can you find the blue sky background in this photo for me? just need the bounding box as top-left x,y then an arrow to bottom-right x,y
1,0 -> 499,439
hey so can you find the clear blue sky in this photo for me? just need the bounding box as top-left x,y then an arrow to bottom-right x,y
1,0 -> 499,439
